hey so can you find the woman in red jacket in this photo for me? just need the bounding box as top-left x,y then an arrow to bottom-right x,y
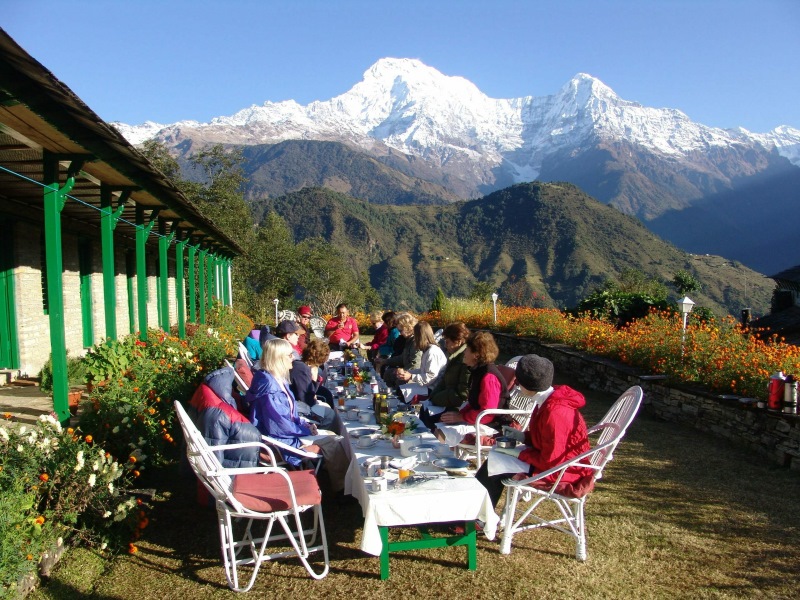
476,354 -> 592,508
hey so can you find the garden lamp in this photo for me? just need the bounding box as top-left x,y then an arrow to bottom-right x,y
491,292 -> 499,324
678,296 -> 695,356
273,298 -> 279,326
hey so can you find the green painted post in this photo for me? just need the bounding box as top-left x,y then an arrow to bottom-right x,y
125,251 -> 136,334
136,206 -> 156,342
198,249 -> 206,324
157,220 -> 175,332
187,244 -> 196,323
0,220 -> 20,369
223,258 -> 231,306
99,186 -> 126,340
42,153 -> 73,423
175,237 -> 187,339
207,252 -> 215,311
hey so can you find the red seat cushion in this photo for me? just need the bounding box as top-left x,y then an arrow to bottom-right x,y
232,470 -> 321,512
530,473 -> 596,499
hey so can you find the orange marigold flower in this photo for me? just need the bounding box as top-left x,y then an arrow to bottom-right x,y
148,408 -> 156,415
39,473 -> 49,482
26,554 -> 33,561
2,412 -> 12,419
129,455 -> 137,464
34,516 -> 45,525
133,387 -> 139,392
66,427 -> 74,434
85,435 -> 93,444
133,470 -> 141,478
128,543 -> 138,554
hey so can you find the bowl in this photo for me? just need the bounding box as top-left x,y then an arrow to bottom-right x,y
358,410 -> 374,423
495,436 -> 517,449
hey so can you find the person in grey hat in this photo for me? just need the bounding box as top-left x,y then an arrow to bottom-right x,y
476,354 -> 593,509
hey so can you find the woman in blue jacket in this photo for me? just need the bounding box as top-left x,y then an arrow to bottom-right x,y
246,338 -> 320,467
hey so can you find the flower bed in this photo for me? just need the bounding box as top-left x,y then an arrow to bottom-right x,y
0,303 -> 252,597
423,304 -> 800,400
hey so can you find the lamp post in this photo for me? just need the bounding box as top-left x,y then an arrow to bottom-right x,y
678,296 -> 695,356
491,292 -> 498,324
273,298 -> 279,326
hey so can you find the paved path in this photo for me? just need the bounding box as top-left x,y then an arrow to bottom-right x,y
0,381 -> 61,425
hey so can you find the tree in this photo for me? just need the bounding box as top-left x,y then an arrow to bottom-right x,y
431,287 -> 446,312
672,269 -> 701,296
468,281 -> 495,302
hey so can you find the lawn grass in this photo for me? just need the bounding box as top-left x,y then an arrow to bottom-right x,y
31,376 -> 800,599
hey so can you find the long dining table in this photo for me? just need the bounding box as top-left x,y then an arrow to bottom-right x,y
320,393 -> 500,579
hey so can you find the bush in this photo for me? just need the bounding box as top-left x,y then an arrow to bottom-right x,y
0,415 -> 139,597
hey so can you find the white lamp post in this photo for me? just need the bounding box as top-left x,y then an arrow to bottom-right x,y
678,296 -> 695,356
273,298 -> 279,326
491,292 -> 499,324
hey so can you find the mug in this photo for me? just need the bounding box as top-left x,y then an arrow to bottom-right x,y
398,439 -> 413,457
358,410 -> 374,423
346,409 -> 359,420
371,476 -> 387,493
357,435 -> 374,448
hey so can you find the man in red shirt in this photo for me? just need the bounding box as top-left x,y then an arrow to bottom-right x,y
324,303 -> 360,350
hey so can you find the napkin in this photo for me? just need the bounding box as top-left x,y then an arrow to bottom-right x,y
389,456 -> 418,470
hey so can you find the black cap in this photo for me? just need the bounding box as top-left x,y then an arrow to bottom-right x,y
276,320 -> 301,336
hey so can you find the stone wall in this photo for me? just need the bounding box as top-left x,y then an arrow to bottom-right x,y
493,331 -> 800,471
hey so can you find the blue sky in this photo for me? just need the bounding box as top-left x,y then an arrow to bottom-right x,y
4,0 -> 799,132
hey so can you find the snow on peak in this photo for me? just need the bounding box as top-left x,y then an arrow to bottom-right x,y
115,58 -> 800,170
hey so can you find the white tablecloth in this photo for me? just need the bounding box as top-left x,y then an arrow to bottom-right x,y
338,395 -> 500,556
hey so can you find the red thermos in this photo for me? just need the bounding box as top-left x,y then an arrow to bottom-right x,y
768,371 -> 786,411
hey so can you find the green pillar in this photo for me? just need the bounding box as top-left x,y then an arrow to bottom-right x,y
206,251 -> 215,311
100,186 -> 127,340
198,249 -> 206,324
157,219 -> 175,332
125,250 -> 136,334
222,258 -> 231,307
42,152 -> 79,423
176,236 -> 187,339
187,244 -> 197,323
136,206 -> 157,342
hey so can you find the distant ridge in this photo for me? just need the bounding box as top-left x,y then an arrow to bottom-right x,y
254,182 -> 771,316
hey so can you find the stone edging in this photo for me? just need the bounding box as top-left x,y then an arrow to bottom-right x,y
490,331 -> 800,471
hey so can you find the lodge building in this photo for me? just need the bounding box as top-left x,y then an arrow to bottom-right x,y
0,28 -> 241,420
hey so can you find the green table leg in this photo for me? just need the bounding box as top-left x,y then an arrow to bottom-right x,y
465,521 -> 477,571
380,526 -> 390,580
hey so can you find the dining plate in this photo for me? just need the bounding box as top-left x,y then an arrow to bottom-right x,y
349,427 -> 380,438
432,457 -> 470,472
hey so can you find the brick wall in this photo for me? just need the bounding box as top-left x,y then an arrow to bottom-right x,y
492,331 -> 800,471
9,222 -> 181,376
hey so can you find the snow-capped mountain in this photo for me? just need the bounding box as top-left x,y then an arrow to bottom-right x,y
116,58 -> 800,195
115,57 -> 800,273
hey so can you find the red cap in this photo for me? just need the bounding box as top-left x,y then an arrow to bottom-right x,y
298,305 -> 312,316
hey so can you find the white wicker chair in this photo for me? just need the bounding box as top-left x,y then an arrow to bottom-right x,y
309,316 -> 326,338
277,309 -> 297,324
237,342 -> 254,367
498,385 -> 643,560
174,401 -> 329,590
224,359 -> 250,394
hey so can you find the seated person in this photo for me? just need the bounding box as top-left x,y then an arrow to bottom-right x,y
246,338 -> 320,467
276,319 -> 303,357
419,322 -> 471,430
363,310 -> 387,360
296,305 -> 314,350
290,338 -> 336,429
189,366 -> 261,468
476,354 -> 593,508
435,331 -> 510,447
396,321 -> 447,402
324,302 -> 360,350
375,312 -> 421,387
376,311 -> 399,358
